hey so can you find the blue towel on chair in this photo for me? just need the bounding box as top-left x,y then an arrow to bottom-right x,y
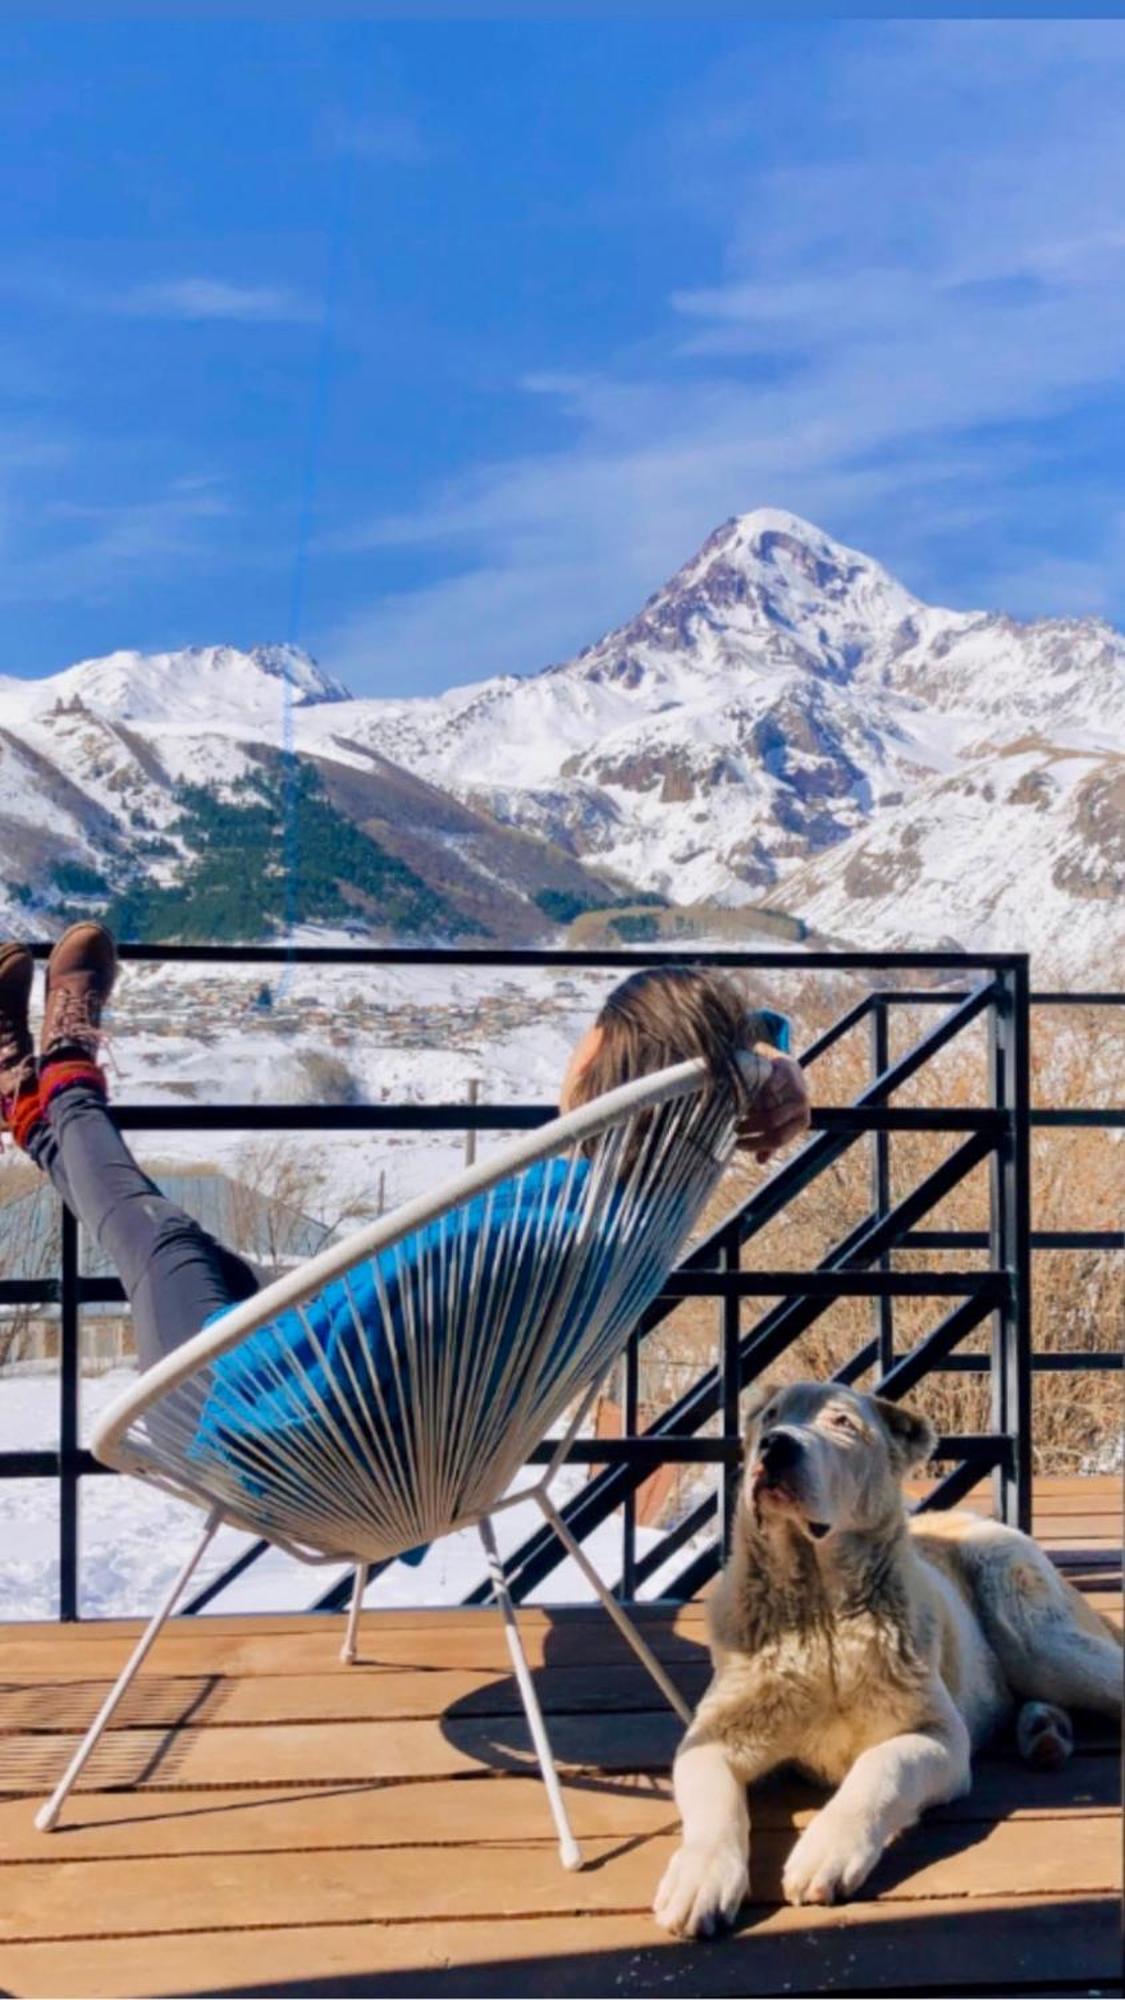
189,1156 -> 598,1544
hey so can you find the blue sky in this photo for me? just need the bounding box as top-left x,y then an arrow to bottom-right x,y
3,17 -> 1124,695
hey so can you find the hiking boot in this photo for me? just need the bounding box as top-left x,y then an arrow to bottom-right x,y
0,942 -> 35,1118
41,922 -> 118,1067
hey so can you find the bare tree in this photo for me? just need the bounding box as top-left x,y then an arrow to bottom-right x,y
227,1136 -> 374,1282
0,1160 -> 60,1370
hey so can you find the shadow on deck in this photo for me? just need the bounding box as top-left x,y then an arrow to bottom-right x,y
0,1478 -> 1120,1999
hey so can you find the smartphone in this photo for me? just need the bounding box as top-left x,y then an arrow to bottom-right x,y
744,1007 -> 791,1054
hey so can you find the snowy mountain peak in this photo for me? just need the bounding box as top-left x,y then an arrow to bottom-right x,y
553,506 -> 922,700
676,506 -> 922,640
12,643 -> 351,730
240,646 -> 352,705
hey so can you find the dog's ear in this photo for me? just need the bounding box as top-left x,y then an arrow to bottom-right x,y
872,1397 -> 936,1472
743,1377 -> 782,1437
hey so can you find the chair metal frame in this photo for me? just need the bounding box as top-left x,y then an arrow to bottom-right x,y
36,1059 -> 734,1865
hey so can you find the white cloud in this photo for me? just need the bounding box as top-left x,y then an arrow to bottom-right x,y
111,278 -> 317,324
0,481 -> 237,609
321,21 -> 1125,693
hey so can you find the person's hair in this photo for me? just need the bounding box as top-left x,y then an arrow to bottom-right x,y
567,965 -> 757,1112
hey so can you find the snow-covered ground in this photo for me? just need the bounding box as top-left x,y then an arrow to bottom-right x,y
93,951 -> 616,1208
0,1370 -> 715,1620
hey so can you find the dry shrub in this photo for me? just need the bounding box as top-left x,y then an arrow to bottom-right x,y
0,1157 -> 60,1368
637,983 -> 1122,1483
227,1136 -> 373,1280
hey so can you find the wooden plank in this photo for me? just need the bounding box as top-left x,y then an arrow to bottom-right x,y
2,1709 -> 682,1793
1037,1475 -> 1123,1493
6,1605 -> 711,1645
1039,1532 -> 1124,1550
3,1649 -> 1120,1738
0,1752 -> 1117,1866
908,1476 -> 1119,1510
0,1619 -> 714,1681
3,1775 -> 680,1862
1029,1476 -> 1120,1496
0,1662 -> 715,1733
1033,1494 -> 1125,1517
10,1576 -> 1112,1688
1034,1520 -> 1123,1541
2,1538 -> 1115,1674
1,1813 -> 1119,1947
0,1896 -> 1118,2000
9,1704 -> 1120,1802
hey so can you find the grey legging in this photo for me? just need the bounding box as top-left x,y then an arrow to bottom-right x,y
28,1079 -> 260,1371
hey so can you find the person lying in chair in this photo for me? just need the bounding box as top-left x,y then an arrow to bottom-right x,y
0,927 -> 810,1508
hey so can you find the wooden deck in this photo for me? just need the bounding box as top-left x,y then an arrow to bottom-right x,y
0,1477 -> 1120,1999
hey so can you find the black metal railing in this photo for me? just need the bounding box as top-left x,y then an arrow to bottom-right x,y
0,945 -> 1120,1621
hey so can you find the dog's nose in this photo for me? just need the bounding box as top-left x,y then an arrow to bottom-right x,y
760,1428 -> 801,1475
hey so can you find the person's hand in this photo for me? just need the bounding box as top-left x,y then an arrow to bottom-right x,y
737,1050 -> 811,1164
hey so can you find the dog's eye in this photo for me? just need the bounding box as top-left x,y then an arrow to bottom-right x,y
829,1410 -> 858,1434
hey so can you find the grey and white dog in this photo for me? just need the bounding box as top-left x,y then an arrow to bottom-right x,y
654,1378 -> 1122,1939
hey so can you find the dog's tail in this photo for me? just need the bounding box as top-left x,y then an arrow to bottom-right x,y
1016,1700 -> 1074,1770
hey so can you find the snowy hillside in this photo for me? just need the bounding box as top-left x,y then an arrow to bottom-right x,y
0,651 -> 626,947
0,509 -> 1121,972
2,642 -> 351,729
762,739 -> 1124,969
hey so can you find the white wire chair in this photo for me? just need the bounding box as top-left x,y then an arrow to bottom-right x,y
36,1058 -> 739,1864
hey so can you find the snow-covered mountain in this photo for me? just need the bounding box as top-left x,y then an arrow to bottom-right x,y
762,737 -> 1123,970
314,509 -> 1122,973
0,509 -> 1121,971
0,643 -> 350,729
0,648 -> 626,946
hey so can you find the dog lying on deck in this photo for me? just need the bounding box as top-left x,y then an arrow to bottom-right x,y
654,1379 -> 1123,1939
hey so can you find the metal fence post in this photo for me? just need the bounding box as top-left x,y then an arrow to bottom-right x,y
59,1205 -> 80,1621
869,998 -> 894,1374
622,1334 -> 639,1600
989,962 -> 1033,1531
720,1224 -> 741,1559
1008,958 -> 1034,1533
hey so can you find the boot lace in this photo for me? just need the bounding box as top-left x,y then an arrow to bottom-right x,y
48,986 -> 103,1046
45,985 -> 120,1079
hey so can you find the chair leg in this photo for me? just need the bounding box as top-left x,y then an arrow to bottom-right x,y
36,1506 -> 224,1833
340,1564 -> 369,1664
536,1491 -> 693,1727
478,1516 -> 583,1872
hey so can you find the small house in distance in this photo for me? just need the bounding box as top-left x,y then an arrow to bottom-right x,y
0,1169 -> 331,1371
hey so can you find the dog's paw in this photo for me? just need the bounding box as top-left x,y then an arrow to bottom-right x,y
653,1841 -> 749,1939
782,1811 -> 882,1907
